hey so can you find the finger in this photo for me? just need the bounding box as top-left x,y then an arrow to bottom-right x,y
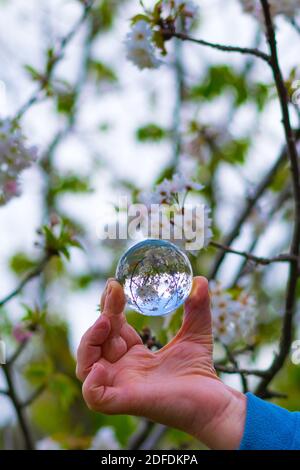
103,280 -> 142,348
102,279 -> 126,332
100,278 -> 114,312
101,279 -> 128,362
177,276 -> 212,341
76,315 -> 111,381
82,362 -> 128,415
120,323 -> 143,349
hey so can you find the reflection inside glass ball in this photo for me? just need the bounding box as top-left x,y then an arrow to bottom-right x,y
116,239 -> 193,316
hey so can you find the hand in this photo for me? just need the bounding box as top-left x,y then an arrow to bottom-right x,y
76,276 -> 246,449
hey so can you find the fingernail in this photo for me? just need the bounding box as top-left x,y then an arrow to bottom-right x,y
100,280 -> 111,311
104,283 -> 113,310
189,279 -> 198,297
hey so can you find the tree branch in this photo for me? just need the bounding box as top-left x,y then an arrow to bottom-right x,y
128,420 -> 155,450
256,0 -> 300,396
166,30 -> 271,63
224,345 -> 249,392
0,257 -> 50,308
215,364 -> 267,378
231,186 -> 292,286
1,364 -> 34,449
210,241 -> 297,266
15,0 -> 95,120
7,340 -> 29,366
259,389 -> 288,400
21,385 -> 45,409
209,130 -> 300,278
289,18 -> 300,36
139,424 -> 168,450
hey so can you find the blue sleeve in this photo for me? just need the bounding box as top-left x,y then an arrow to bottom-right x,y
239,393 -> 300,450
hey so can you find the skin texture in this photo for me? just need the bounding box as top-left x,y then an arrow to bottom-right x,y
76,276 -> 246,450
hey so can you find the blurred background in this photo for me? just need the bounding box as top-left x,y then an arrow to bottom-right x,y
0,0 -> 300,450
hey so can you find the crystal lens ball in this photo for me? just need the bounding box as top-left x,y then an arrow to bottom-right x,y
116,239 -> 193,316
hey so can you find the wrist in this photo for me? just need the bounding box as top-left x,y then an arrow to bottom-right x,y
189,380 -> 246,450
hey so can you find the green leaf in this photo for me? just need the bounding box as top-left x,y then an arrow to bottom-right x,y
21,305 -> 47,327
56,92 -> 76,115
9,252 -> 37,276
88,60 -> 117,83
152,30 -> 167,55
136,123 -> 168,142
251,82 -> 270,111
131,14 -> 150,24
25,359 -> 54,386
269,164 -> 289,192
24,65 -> 43,82
189,65 -> 248,106
90,0 -> 120,36
0,310 -> 12,336
40,223 -> 82,260
152,0 -> 163,22
221,138 -> 251,165
51,173 -> 92,197
49,374 -> 79,410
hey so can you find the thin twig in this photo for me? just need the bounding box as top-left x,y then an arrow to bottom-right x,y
224,346 -> 249,393
167,30 -> 271,63
15,0 -> 95,120
215,364 -> 267,378
289,18 -> 300,35
21,385 -> 45,409
139,424 -> 168,450
209,130 -> 300,278
231,186 -> 292,286
210,241 -> 297,266
128,420 -> 155,450
1,364 -> 34,449
259,389 -> 288,400
0,257 -> 50,308
7,340 -> 29,366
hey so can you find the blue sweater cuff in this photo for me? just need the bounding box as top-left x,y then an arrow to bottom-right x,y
239,393 -> 300,450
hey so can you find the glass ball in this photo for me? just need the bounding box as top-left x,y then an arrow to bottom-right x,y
116,239 -> 193,316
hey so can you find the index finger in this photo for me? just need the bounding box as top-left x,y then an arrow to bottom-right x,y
76,314 -> 111,382
102,279 -> 126,335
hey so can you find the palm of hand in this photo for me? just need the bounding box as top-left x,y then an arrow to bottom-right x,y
77,277 -> 246,449
77,277 -> 221,433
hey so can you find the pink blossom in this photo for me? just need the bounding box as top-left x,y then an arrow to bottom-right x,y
13,324 -> 33,343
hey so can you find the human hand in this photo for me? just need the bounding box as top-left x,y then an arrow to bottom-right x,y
76,276 -> 246,449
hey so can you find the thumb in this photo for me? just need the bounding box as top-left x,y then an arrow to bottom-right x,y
177,276 -> 212,341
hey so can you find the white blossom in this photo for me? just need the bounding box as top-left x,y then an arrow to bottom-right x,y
125,20 -> 161,70
0,119 -> 38,206
139,172 -> 211,253
89,427 -> 120,450
36,437 -> 62,450
210,281 -> 257,345
140,172 -> 204,208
